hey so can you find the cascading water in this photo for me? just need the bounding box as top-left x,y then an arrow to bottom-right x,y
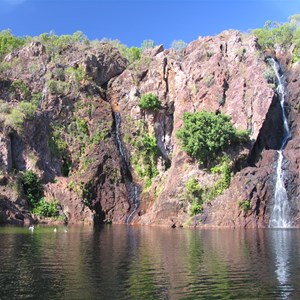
269,58 -> 292,228
114,112 -> 139,224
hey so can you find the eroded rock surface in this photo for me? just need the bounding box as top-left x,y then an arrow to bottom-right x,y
0,31 -> 299,227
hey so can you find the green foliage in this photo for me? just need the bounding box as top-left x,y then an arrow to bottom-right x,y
127,47 -> 141,62
36,31 -> 88,55
67,180 -> 75,191
18,102 -> 37,119
4,108 -> 25,132
2,82 -> 38,131
263,67 -> 276,84
183,158 -> 232,216
132,132 -> 159,186
91,131 -> 108,144
234,129 -> 251,144
30,92 -> 42,107
76,118 -> 88,135
138,93 -> 161,110
21,170 -> 43,209
46,79 -> 70,95
293,26 -> 300,62
49,125 -> 72,177
100,39 -> 141,64
0,100 -> 11,114
190,202 -> 203,216
9,80 -> 30,100
171,40 -> 187,52
184,177 -> 203,215
49,125 -> 68,156
252,15 -> 300,62
22,169 -> 60,218
0,30 -> 25,59
52,67 -> 65,81
186,177 -> 201,195
66,66 -> 84,82
141,40 -> 155,52
176,111 -> 247,165
0,61 -> 12,73
128,120 -> 159,187
32,198 -> 59,217
78,181 -> 93,208
252,21 -> 295,50
207,157 -> 231,200
238,199 -> 251,213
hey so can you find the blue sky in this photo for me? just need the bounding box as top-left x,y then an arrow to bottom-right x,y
0,0 -> 299,48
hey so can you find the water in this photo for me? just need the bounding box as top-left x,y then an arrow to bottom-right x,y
114,113 -> 139,224
0,226 -> 299,300
269,59 -> 292,228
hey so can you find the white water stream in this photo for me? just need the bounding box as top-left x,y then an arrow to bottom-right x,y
268,59 -> 292,228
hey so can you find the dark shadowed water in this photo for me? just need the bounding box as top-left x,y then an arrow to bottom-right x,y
0,226 -> 299,300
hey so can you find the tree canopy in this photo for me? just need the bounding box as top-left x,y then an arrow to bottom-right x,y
252,14 -> 300,62
176,111 -> 248,165
0,29 -> 26,58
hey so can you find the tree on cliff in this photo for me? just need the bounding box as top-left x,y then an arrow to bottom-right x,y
252,14 -> 300,62
0,29 -> 25,59
176,111 -> 248,165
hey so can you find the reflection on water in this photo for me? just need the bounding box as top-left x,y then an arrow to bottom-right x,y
269,229 -> 294,300
0,226 -> 299,299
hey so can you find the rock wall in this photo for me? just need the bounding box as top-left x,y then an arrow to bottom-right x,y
107,31 -> 278,227
0,31 -> 299,227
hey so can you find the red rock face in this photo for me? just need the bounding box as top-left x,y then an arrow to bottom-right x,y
284,63 -> 300,226
0,31 -> 298,227
0,42 -> 129,225
108,31 -> 281,227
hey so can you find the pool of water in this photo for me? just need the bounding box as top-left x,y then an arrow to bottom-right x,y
0,225 -> 299,299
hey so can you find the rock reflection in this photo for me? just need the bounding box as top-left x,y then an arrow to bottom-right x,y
0,226 -> 299,299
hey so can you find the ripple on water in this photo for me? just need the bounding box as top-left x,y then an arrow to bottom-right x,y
0,226 -> 300,299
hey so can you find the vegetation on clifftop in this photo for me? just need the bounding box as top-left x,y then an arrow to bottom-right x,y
252,14 -> 300,62
0,29 -> 26,59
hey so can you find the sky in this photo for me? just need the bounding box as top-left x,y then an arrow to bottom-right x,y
0,0 -> 299,48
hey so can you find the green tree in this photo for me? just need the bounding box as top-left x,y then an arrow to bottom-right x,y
141,39 -> 155,52
0,30 -> 25,59
138,93 -> 161,110
176,111 -> 246,165
127,47 -> 141,63
100,38 -> 141,64
36,31 -> 88,55
171,40 -> 187,52
21,171 -> 43,209
252,15 -> 300,62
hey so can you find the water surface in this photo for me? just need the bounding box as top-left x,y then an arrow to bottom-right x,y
0,226 -> 299,299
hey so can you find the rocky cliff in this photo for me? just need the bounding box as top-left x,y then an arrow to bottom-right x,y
0,30 -> 299,227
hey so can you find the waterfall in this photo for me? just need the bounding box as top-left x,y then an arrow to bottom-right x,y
114,112 -> 139,224
269,58 -> 292,228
